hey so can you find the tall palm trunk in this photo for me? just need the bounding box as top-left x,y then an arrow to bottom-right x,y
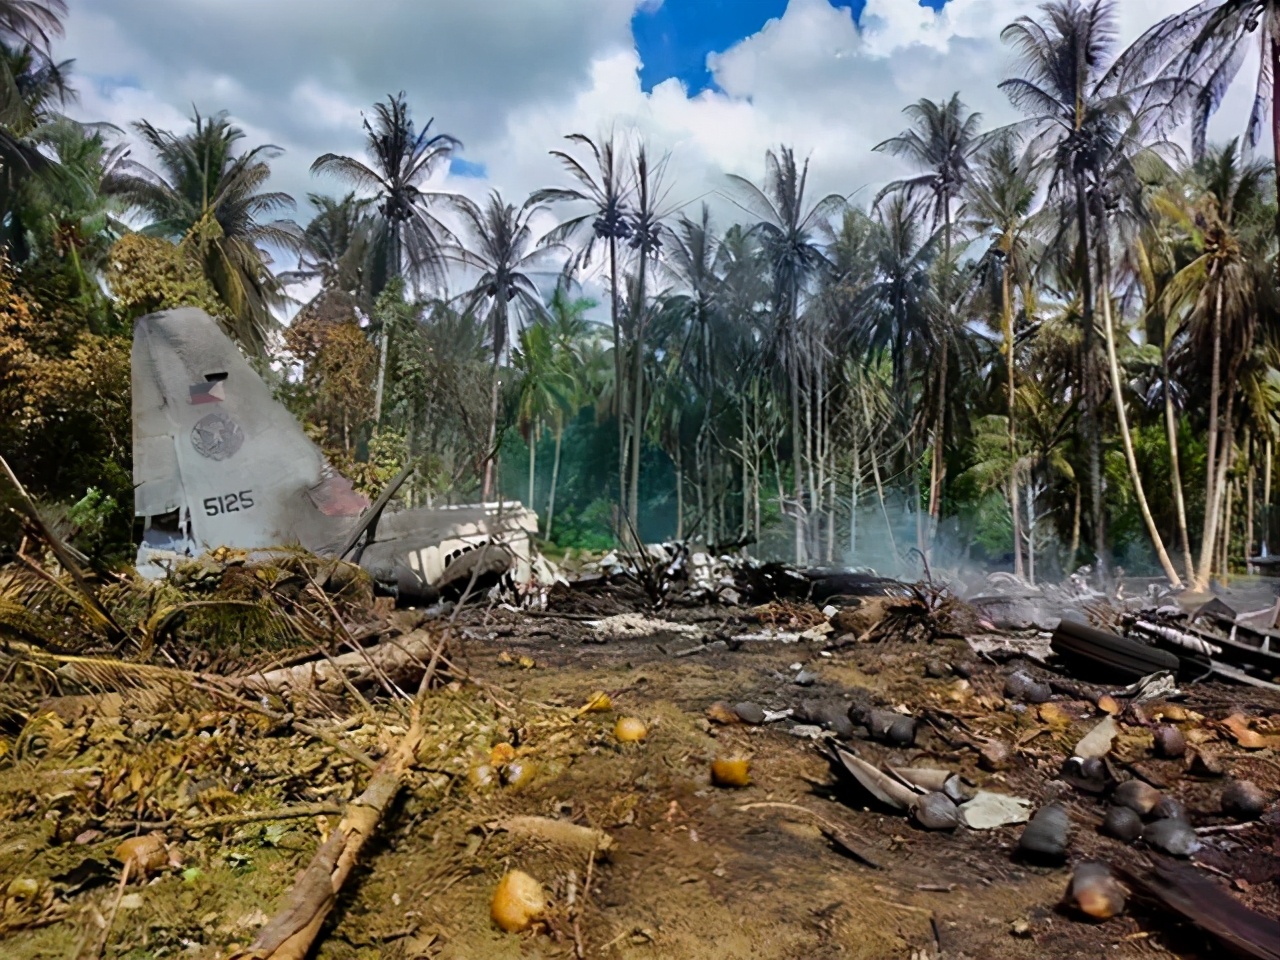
1195,278 -> 1225,589
527,427 -> 537,516
1074,167 -> 1105,579
609,238 -> 627,533
1099,263 -> 1183,586
789,281 -> 806,564
1002,244 -> 1024,578
546,424 -> 563,542
483,361 -> 500,501
628,248 -> 647,531
374,228 -> 403,431
928,200 -> 953,528
1163,347 -> 1195,579
1272,36 -> 1280,258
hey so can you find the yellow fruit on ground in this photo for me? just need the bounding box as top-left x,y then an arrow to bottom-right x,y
491,869 -> 547,932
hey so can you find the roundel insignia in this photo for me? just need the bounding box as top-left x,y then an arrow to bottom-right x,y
191,411 -> 245,461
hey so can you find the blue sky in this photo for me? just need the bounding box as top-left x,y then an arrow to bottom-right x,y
632,0 -> 949,93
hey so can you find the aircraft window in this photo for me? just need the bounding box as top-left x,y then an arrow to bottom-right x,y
204,371 -> 229,382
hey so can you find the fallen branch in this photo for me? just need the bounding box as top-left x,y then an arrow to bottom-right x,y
233,629 -> 439,696
228,636 -> 447,960
487,816 -> 613,855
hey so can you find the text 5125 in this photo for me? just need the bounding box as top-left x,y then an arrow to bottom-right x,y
203,491 -> 254,516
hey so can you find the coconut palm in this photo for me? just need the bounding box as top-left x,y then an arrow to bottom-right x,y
311,94 -> 459,296
875,93 -> 985,526
107,110 -> 299,355
999,0 -> 1165,577
966,132 -> 1045,577
1163,139 -> 1275,587
312,94 -> 459,419
725,146 -> 845,563
0,0 -> 65,49
530,131 -> 632,524
448,190 -> 560,499
0,42 -> 75,245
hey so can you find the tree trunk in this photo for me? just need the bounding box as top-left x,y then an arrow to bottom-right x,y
1003,249 -> 1024,579
1070,484 -> 1081,570
628,250 -> 647,533
527,427 -> 537,518
790,290 -> 806,565
1163,347 -> 1195,579
1271,35 -> 1280,260
1247,446 -> 1255,566
674,439 -> 685,540
1074,167 -> 1105,580
1100,264 -> 1183,586
609,238 -> 627,533
373,320 -> 389,431
1025,481 -> 1036,585
546,426 -> 563,542
1265,436 -> 1273,556
482,363 -> 500,501
1195,278 -> 1226,589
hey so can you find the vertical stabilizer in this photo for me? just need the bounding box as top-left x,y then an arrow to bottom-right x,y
133,308 -> 367,569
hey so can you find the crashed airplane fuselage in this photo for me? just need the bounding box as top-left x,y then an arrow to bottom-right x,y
131,307 -> 544,600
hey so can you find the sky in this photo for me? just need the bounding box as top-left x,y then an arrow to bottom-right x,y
56,0 -> 1259,308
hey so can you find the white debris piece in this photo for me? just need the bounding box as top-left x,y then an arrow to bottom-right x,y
588,613 -> 703,641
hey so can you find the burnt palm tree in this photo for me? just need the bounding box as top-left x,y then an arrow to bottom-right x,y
448,190 -> 560,498
875,93 -> 985,524
531,132 -> 632,524
108,110 -> 299,355
726,146 -> 845,563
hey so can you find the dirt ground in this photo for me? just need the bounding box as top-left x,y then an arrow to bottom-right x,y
2,598 -> 1278,959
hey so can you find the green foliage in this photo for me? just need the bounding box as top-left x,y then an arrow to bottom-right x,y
105,233 -> 228,322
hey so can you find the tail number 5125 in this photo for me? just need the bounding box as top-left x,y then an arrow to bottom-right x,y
204,491 -> 254,516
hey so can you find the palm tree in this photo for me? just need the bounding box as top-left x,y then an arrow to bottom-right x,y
0,42 -> 74,246
966,132 -> 1044,578
311,93 -> 460,418
1122,1 -> 1279,167
540,285 -> 595,539
1163,139 -> 1275,588
108,110 -> 299,355
999,0 -> 1159,578
623,142 -> 673,525
530,131 -> 632,526
512,320 -> 574,525
725,146 -> 845,563
0,1 -> 65,49
875,93 -> 985,523
448,190 -> 559,499
279,192 -> 376,337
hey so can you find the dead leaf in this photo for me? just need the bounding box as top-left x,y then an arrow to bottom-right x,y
1074,716 -> 1119,759
1221,714 -> 1280,750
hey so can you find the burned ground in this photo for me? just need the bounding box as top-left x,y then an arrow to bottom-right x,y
1,564 -> 1278,959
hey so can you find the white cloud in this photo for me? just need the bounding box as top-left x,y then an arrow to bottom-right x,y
57,0 -> 1264,307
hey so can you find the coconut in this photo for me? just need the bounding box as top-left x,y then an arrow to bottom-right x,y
1143,818 -> 1200,858
1153,725 -> 1186,759
114,833 -> 168,878
1152,796 -> 1187,822
1019,804 -> 1070,860
1101,806 -> 1143,843
491,870 -> 547,933
1005,670 -> 1051,704
734,702 -> 766,725
706,701 -> 741,725
1221,780 -> 1267,820
490,742 -> 517,766
614,717 -> 648,743
912,792 -> 960,831
710,757 -> 751,788
1113,780 -> 1163,817
1069,862 -> 1126,919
